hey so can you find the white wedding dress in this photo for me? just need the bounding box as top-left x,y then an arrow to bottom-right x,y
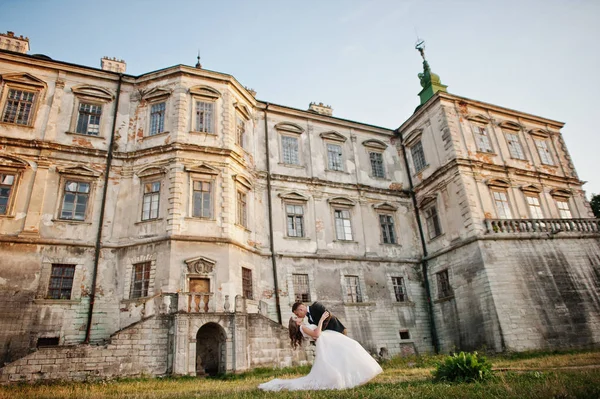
258,324 -> 383,391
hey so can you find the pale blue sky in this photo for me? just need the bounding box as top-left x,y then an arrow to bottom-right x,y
2,0 -> 599,197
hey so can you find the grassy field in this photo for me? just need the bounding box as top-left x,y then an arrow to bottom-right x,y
1,349 -> 600,399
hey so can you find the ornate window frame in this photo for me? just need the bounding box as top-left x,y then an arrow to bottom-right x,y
279,191 -> 309,239
275,122 -> 305,167
68,85 -> 114,138
329,196 -> 356,242
189,85 -> 221,135
185,163 -> 219,220
320,131 -> 347,172
123,254 -> 157,301
0,73 -> 47,128
467,114 -> 495,154
55,165 -> 101,223
233,174 -> 252,230
35,256 -> 85,304
0,155 -> 28,217
374,202 -> 399,245
135,165 -> 167,222
363,139 -> 388,179
143,87 -> 171,137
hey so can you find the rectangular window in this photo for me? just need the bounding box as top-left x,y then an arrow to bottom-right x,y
327,143 -> 343,171
192,180 -> 212,218
424,204 -> 442,240
2,88 -> 36,125
492,190 -> 512,219
473,126 -> 493,153
411,141 -> 427,172
437,270 -> 452,298
379,214 -> 396,244
237,191 -> 247,227
0,173 -> 16,215
76,102 -> 102,136
344,275 -> 362,303
399,330 -> 410,340
149,102 -> 166,136
369,152 -> 385,178
505,133 -> 525,160
47,264 -> 75,300
281,135 -> 300,165
242,267 -> 253,300
334,209 -> 353,241
526,195 -> 544,219
60,181 -> 90,220
293,274 -> 311,303
286,204 -> 304,237
142,181 -> 160,220
195,101 -> 214,133
392,277 -> 406,302
130,262 -> 151,299
236,115 -> 245,147
535,139 -> 554,165
556,199 -> 572,219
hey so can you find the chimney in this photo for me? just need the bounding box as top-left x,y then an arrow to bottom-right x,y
308,102 -> 333,116
101,57 -> 126,73
0,31 -> 30,54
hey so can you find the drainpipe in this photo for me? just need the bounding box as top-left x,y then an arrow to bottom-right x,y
397,129 -> 439,353
263,104 -> 282,325
84,73 -> 123,344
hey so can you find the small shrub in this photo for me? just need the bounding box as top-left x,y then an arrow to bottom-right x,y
432,351 -> 493,383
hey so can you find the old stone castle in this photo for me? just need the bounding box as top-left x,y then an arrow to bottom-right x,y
0,31 -> 598,382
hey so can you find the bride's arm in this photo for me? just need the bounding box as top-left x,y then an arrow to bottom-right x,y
300,311 -> 329,339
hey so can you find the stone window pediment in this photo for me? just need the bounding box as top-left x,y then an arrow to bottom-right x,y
417,195 -> 437,209
328,196 -> 355,207
57,165 -> 101,178
142,87 -> 172,102
279,191 -> 309,202
320,131 -> 347,143
528,128 -> 552,138
498,121 -> 523,131
275,122 -> 304,135
550,188 -> 572,198
0,155 -> 28,169
189,85 -> 221,100
520,184 -> 542,194
466,114 -> 491,125
71,85 -> 114,102
135,165 -> 167,178
234,102 -> 251,120
362,139 -> 388,150
402,128 -> 423,147
1,73 -> 47,89
232,174 -> 252,190
373,202 -> 397,212
185,163 -> 220,175
185,256 -> 216,274
486,178 -> 511,189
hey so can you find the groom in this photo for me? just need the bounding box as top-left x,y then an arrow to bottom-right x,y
292,301 -> 347,335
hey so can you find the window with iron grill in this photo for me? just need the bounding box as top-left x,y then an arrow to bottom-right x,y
293,274 -> 311,303
345,275 -> 362,303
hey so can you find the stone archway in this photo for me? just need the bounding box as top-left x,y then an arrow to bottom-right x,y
196,322 -> 226,376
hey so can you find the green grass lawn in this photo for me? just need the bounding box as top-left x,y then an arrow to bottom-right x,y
2,350 -> 600,399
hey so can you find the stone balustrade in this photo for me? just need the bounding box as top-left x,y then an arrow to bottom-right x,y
485,218 -> 600,234
178,292 -> 214,313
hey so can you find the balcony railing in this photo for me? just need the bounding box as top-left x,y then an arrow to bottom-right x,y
178,292 -> 214,313
485,218 -> 600,234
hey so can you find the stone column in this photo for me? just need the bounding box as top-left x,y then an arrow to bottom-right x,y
19,160 -> 51,237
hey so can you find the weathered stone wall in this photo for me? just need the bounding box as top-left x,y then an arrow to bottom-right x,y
0,315 -> 171,384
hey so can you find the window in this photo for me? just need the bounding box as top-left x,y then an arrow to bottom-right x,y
437,270 -> 452,298
130,262 -> 151,298
142,181 -> 160,220
411,141 -> 427,172
556,199 -> 572,219
424,204 -> 442,240
2,88 -> 36,126
47,264 -> 75,299
236,114 -> 245,147
391,277 -> 406,302
492,190 -> 512,219
399,330 -> 410,340
334,209 -> 353,241
505,133 -> 526,160
237,190 -> 247,227
344,275 -> 362,303
192,180 -> 212,218
60,181 -> 90,220
195,101 -> 214,133
327,143 -> 343,171
473,126 -> 493,153
286,204 -> 304,237
75,103 -> 102,136
37,337 -> 59,347
369,152 -> 385,178
149,102 -> 166,136
0,173 -> 16,215
281,135 -> 300,165
293,274 -> 311,302
535,139 -> 554,165
379,214 -> 396,244
242,267 -> 253,300
526,195 -> 544,219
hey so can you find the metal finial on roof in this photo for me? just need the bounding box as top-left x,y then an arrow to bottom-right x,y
415,38 -> 426,61
195,50 -> 202,69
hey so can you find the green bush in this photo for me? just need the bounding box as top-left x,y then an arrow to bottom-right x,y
432,351 -> 493,383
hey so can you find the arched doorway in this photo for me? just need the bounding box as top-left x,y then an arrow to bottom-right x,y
196,322 -> 226,376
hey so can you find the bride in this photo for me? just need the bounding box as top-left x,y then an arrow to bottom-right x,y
258,311 -> 383,391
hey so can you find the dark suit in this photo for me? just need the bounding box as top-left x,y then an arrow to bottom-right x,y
306,301 -> 346,334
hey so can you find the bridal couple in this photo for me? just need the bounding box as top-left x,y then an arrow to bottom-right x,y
259,301 -> 382,391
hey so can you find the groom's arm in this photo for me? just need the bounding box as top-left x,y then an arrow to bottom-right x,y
310,302 -> 326,320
